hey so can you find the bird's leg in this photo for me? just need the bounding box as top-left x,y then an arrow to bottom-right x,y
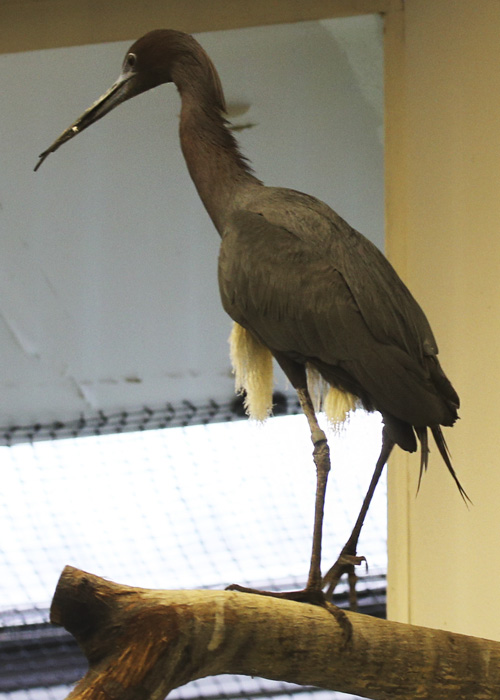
227,384 -> 347,621
230,386 -> 331,600
227,384 -> 331,602
322,429 -> 394,608
295,386 -> 331,594
228,383 -> 351,639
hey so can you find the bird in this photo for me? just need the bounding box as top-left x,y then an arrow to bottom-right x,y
35,29 -> 467,608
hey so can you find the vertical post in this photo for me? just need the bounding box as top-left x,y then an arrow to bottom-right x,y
383,0 -> 411,625
385,0 -> 500,640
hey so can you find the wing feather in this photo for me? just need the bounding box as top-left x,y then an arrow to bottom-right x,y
218,187 -> 458,426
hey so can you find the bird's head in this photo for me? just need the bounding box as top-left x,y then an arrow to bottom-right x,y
123,29 -> 202,91
34,29 -> 208,171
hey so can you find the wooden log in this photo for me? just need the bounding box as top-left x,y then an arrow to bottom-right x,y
51,566 -> 500,700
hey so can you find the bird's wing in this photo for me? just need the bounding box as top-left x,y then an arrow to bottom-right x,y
220,188 -> 437,364
219,209 -> 364,363
219,190 -> 459,426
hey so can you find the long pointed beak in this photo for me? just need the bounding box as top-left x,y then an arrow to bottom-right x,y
34,72 -> 135,172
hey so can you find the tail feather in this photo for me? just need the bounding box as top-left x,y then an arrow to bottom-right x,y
430,425 -> 471,504
428,357 -> 460,422
415,426 -> 429,494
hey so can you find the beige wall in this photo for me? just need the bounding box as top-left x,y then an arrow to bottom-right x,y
386,0 -> 500,640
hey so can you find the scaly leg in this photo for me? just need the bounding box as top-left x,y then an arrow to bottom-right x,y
322,428 -> 394,608
229,388 -> 335,602
227,383 -> 351,637
229,386 -> 330,600
295,387 -> 331,594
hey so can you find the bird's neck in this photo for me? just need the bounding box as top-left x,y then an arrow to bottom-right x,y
175,68 -> 262,233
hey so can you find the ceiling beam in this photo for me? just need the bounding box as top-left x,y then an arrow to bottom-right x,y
1,0 -> 393,54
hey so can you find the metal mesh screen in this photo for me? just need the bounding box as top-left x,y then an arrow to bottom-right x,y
0,401 -> 386,700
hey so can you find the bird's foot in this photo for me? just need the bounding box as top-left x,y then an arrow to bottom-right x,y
226,582 -> 326,605
226,583 -> 352,643
322,552 -> 367,609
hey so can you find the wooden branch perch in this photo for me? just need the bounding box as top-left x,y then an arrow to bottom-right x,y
51,566 -> 500,700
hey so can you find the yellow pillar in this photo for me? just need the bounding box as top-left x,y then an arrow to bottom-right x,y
385,0 -> 500,639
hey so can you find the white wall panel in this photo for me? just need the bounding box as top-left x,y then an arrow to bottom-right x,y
0,18 -> 383,427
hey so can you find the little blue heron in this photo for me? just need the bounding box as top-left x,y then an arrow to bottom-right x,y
35,29 -> 467,609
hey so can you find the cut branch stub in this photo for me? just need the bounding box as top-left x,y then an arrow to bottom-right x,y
50,566 -> 500,700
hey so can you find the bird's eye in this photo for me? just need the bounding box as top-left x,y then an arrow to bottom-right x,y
125,52 -> 137,69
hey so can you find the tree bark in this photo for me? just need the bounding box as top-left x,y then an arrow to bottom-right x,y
51,566 -> 500,700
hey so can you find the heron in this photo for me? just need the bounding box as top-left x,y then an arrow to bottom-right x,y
35,29 -> 467,609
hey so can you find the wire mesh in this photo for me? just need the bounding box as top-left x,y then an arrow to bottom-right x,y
0,403 -> 386,700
